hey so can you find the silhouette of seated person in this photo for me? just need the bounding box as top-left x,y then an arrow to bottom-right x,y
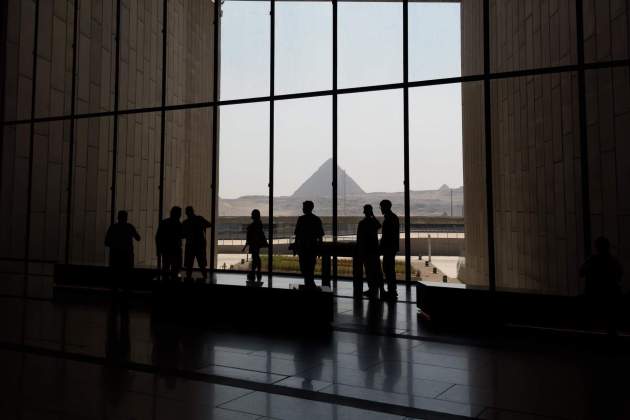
293,200 -> 324,289
380,199 -> 400,301
156,206 -> 183,281
242,209 -> 268,286
105,210 -> 141,291
182,206 -> 211,281
580,236 -> 624,336
357,204 -> 382,299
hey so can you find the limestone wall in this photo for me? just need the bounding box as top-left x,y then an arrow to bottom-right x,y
1,0 -> 216,296
461,0 -> 630,294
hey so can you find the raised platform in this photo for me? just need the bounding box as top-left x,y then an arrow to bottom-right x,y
416,281 -> 630,331
152,281 -> 334,331
54,264 -> 157,290
54,264 -> 334,331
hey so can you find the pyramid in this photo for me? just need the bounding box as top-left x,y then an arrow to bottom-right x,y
292,158 -> 365,198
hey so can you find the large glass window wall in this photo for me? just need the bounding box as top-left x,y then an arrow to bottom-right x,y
3,0 -> 627,299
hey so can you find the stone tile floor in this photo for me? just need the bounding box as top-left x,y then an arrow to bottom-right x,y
1,273 -> 629,419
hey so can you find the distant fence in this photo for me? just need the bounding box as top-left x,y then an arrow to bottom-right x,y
218,235 -> 465,257
216,216 -> 465,241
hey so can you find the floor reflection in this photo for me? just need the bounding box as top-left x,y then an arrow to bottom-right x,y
1,272 -> 630,419
106,293 -> 130,363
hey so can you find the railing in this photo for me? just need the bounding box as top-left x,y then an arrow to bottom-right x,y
217,231 -> 465,246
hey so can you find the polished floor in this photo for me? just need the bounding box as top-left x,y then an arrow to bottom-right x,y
1,273 -> 629,419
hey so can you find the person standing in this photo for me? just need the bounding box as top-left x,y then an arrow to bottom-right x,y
182,206 -> 212,281
293,201 -> 324,289
156,206 -> 183,281
243,209 -> 268,285
357,204 -> 382,299
105,210 -> 141,291
379,200 -> 400,301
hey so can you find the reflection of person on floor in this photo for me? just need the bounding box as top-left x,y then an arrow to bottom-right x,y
105,210 -> 141,291
359,299 -> 383,389
356,299 -> 402,392
379,200 -> 400,301
357,204 -> 382,299
381,300 -> 401,392
293,201 -> 324,289
243,209 -> 268,285
104,292 -> 132,402
182,206 -> 211,281
106,292 -> 130,363
580,236 -> 624,337
156,206 -> 183,281
294,336 -> 326,391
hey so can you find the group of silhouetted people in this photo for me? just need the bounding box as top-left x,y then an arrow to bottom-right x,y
356,200 -> 400,300
106,202 -> 626,329
105,207 -> 211,284
279,199 -> 399,300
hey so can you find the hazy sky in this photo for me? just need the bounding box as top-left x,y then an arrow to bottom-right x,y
219,1 -> 463,199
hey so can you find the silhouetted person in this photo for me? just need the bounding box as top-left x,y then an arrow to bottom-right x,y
243,209 -> 268,285
182,206 -> 211,281
156,206 -> 183,281
580,237 -> 624,336
105,210 -> 141,291
294,201 -> 324,289
380,200 -> 400,301
357,204 -> 382,299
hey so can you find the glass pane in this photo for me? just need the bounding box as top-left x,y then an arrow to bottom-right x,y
491,0 -> 577,73
410,82 -> 488,288
34,0 -> 75,118
119,0 -> 163,110
29,120 -> 71,264
338,1 -> 402,89
164,109 -> 214,218
410,0 -> 483,82
273,97 -> 332,281
275,1 -> 332,95
75,0 -> 118,114
459,0 -> 485,78
23,120 -> 72,298
491,73 -> 581,295
4,0 -> 37,121
115,113 -> 161,268
0,124 -> 31,294
69,116 -> 113,266
220,0 -> 270,101
166,0 -> 215,106
585,67 -> 630,294
216,103 -> 269,275
583,0 -> 629,63
338,89 -> 405,283
164,108 -> 214,278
